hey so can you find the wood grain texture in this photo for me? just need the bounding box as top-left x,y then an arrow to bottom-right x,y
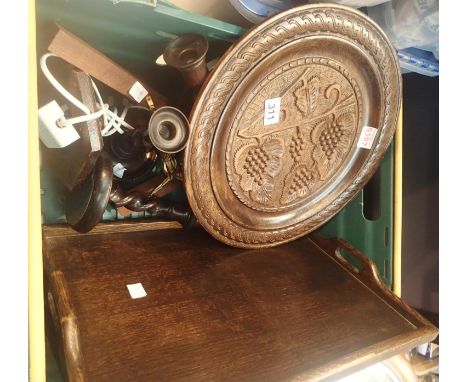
43,224 -> 437,382
42,220 -> 182,238
47,270 -> 84,382
48,25 -> 167,108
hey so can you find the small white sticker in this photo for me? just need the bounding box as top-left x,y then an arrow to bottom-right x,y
357,126 -> 378,149
128,81 -> 148,103
113,163 -> 127,178
417,343 -> 429,356
264,97 -> 281,126
127,283 -> 147,299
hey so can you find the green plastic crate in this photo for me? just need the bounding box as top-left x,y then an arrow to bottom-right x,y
317,144 -> 394,288
37,0 -> 394,287
36,3 -> 395,381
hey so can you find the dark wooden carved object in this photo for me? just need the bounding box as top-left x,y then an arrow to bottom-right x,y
64,153 -> 113,233
109,185 -> 195,228
164,33 -> 209,114
184,4 -> 402,248
164,33 -> 209,90
64,151 -> 193,232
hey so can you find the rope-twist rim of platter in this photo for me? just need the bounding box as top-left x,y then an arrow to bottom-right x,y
184,4 -> 402,248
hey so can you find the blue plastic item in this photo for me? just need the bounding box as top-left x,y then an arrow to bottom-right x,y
397,48 -> 439,77
367,0 -> 439,61
229,0 -> 295,23
229,0 -> 392,23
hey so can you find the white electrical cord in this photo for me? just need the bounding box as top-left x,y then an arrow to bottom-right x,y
39,53 -> 149,136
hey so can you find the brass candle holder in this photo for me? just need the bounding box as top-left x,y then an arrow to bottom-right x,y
163,33 -> 209,90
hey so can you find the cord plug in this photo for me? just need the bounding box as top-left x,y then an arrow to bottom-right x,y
38,100 -> 80,148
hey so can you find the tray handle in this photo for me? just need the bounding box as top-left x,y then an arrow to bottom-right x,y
48,270 -> 85,382
329,238 -> 385,289
314,235 -> 439,333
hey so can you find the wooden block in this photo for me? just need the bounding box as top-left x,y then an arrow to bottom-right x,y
42,69 -> 103,191
48,24 -> 167,109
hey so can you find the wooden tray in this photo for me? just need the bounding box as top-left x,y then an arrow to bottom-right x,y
185,4 -> 401,248
43,221 -> 436,381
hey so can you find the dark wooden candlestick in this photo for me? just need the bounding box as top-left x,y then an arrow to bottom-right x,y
109,184 -> 196,228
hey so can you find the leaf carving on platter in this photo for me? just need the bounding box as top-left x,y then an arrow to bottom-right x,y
293,76 -> 320,116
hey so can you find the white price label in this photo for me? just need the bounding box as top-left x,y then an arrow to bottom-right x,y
357,126 -> 378,149
264,97 -> 281,126
127,283 -> 147,299
113,163 -> 127,178
128,81 -> 148,103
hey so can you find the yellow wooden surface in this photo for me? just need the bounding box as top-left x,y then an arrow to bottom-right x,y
393,106 -> 403,297
28,0 -> 46,380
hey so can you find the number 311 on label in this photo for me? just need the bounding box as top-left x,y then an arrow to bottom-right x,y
264,97 -> 281,126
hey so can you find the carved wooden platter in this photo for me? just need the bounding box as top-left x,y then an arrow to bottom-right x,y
184,4 -> 401,248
